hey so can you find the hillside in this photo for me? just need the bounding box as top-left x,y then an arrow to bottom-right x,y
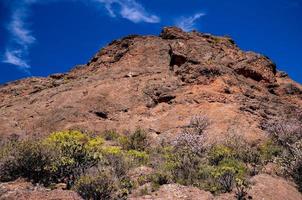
0,27 -> 301,200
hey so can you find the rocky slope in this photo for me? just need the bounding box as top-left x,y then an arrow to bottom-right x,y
0,27 -> 302,199
129,174 -> 302,200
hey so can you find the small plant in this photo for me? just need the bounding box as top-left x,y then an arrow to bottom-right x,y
74,170 -> 117,200
127,150 -> 149,166
267,115 -> 302,191
85,136 -> 105,158
268,117 -> 302,148
208,145 -> 233,165
184,115 -> 210,135
217,169 -> 235,192
139,185 -> 150,196
101,146 -> 128,178
259,140 -> 282,162
222,134 -> 261,165
235,178 -> 250,200
116,177 -> 134,200
119,129 -> 149,151
102,146 -> 123,156
170,131 -> 207,185
103,130 -> 120,141
149,117 -> 210,187
151,172 -> 170,186
213,158 -> 246,193
173,132 -> 206,156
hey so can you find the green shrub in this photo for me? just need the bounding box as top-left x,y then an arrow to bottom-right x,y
212,158 -> 246,192
120,129 -> 149,151
101,146 -> 129,178
74,171 -> 117,200
43,131 -> 99,188
151,172 -> 170,186
85,136 -> 105,150
221,134 -> 261,165
118,136 -> 130,149
286,140 -> 302,192
0,130 -> 139,197
149,131 -> 207,187
267,116 -> 302,191
0,139 -> 16,161
148,135 -> 257,194
198,164 -> 215,180
235,178 -> 250,200
168,135 -> 206,185
127,150 -> 149,166
103,130 -> 120,141
208,145 -> 233,165
196,164 -> 219,193
0,139 -> 55,184
101,146 -> 123,156
117,177 -> 134,199
259,140 -> 282,162
0,131 -> 109,187
236,146 -> 261,166
171,149 -> 203,185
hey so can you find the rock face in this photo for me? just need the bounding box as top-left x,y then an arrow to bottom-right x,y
0,27 -> 301,144
0,26 -> 302,199
248,174 -> 302,200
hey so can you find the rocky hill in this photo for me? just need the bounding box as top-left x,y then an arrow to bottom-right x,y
0,27 -> 302,199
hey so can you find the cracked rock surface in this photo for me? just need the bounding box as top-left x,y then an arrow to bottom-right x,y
0,27 -> 301,144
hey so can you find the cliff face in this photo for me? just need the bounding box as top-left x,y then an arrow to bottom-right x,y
0,27 -> 301,143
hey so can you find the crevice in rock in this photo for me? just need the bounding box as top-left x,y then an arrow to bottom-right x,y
169,49 -> 187,68
146,94 -> 176,108
235,68 -> 264,82
94,111 -> 108,119
157,95 -> 176,104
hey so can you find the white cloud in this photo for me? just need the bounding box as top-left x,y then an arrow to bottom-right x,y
3,49 -> 30,69
96,0 -> 160,23
176,12 -> 206,32
3,0 -> 35,71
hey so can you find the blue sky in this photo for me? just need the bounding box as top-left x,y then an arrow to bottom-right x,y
0,0 -> 301,84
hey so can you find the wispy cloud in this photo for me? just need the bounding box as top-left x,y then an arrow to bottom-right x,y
176,12 -> 206,32
3,50 -> 30,71
3,0 -> 35,72
96,0 -> 160,23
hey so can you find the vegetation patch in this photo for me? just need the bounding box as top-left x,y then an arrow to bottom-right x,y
1,114 -> 301,199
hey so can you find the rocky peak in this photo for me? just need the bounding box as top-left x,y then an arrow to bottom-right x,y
0,27 -> 301,141
86,26 -> 277,86
160,26 -> 190,39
